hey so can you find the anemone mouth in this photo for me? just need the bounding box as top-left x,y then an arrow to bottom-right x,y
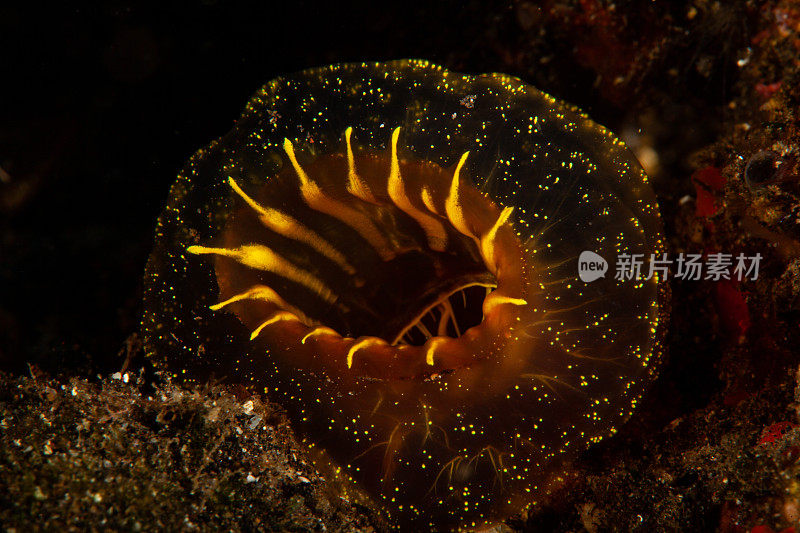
389,281 -> 496,346
188,127 -> 529,380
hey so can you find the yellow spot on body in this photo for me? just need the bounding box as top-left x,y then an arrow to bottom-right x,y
346,337 -> 388,368
227,177 -> 356,275
186,244 -> 336,304
386,127 -> 449,252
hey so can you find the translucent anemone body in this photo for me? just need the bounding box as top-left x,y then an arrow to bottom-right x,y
143,60 -> 666,530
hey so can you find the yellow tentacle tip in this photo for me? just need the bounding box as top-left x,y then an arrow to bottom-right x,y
425,337 -> 448,366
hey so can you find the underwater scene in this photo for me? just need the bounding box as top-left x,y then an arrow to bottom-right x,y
2,2 -> 800,532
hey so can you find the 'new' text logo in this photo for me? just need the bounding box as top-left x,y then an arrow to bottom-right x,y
578,251 -> 608,282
